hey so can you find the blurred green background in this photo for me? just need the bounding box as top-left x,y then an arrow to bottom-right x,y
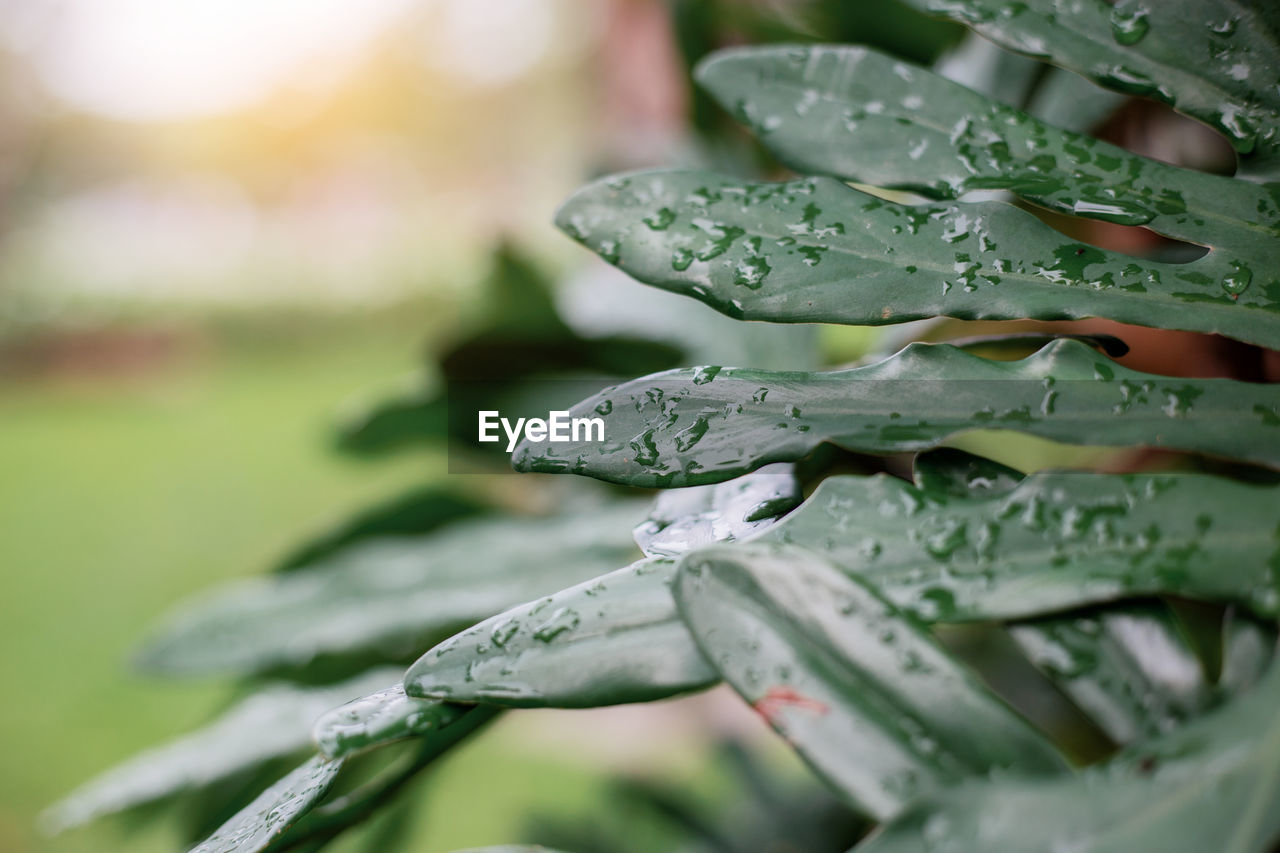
0,1 -> 961,850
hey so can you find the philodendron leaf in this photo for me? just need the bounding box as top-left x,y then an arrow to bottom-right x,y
895,0 -> 1280,178
675,543 -> 1067,819
856,655 -> 1280,853
514,339 -> 1280,487
406,558 -> 717,707
759,471 -> 1280,623
136,504 -> 644,677
1010,606 -> 1213,743
187,755 -> 344,853
556,171 -> 1280,349
407,467 -> 801,708
44,669 -> 399,832
312,684 -> 473,760
633,463 -> 800,557
696,45 -> 1279,248
913,449 -> 1214,742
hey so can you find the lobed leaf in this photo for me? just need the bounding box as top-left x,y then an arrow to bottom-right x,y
556,170 -> 1280,350
855,655 -> 1280,853
136,505 -> 645,677
895,0 -> 1280,177
187,755 -> 344,853
514,339 -> 1280,487
312,683 -> 472,760
697,45 -> 1279,248
675,543 -> 1068,819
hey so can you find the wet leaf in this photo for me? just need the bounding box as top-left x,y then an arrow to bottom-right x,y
759,470 -> 1280,622
857,657 -> 1280,853
696,45 -> 1277,247
634,463 -> 801,557
515,339 -> 1280,487
136,504 -> 645,677
44,669 -> 398,831
914,449 -> 1214,742
187,755 -> 344,853
674,543 -> 1067,819
556,171 -> 1280,348
312,683 -> 472,760
405,557 -> 716,707
895,0 -> 1280,178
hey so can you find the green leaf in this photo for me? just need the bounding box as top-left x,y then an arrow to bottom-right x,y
1010,606 -> 1212,743
894,0 -> 1280,177
44,669 -> 398,831
405,467 -> 800,708
555,171 -> 1280,350
755,470 -> 1280,622
674,543 -> 1067,819
514,339 -> 1280,487
913,449 -> 1214,742
311,684 -> 474,760
187,755 -> 344,853
273,487 -> 488,572
695,45 -> 1277,247
856,657 -> 1280,853
405,557 -> 716,707
136,505 -> 645,677
634,463 -> 800,557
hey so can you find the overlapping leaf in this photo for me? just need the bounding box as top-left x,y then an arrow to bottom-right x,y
697,44 -> 1279,248
136,504 -> 645,676
406,467 -> 800,707
555,170 -> 1280,347
675,543 -> 1067,819
514,339 -> 1280,487
312,683 -> 474,760
856,655 -> 1280,853
896,0 -> 1280,178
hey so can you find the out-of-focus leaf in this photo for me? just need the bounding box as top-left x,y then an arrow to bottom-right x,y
1010,606 -> 1212,743
187,755 -> 344,853
274,488 -> 488,572
136,505 -> 645,677
45,669 -> 398,832
696,46 -> 1272,247
405,557 -> 715,707
312,684 -> 470,760
334,386 -> 446,456
514,339 -> 1280,486
555,171 -> 1280,348
675,543 -> 1067,819
895,0 -> 1280,178
1219,610 -> 1276,694
756,471 -> 1280,622
856,655 -> 1280,853
406,467 -> 801,708
634,463 -> 800,557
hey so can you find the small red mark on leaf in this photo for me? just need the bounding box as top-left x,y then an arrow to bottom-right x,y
753,686 -> 829,725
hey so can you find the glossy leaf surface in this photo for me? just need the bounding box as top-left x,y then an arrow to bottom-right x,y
895,0 -> 1280,176
514,339 -> 1280,486
556,171 -> 1280,348
675,544 -> 1067,819
857,658 -> 1280,853
405,557 -> 716,707
760,471 -> 1280,622
137,505 -> 644,676
187,755 -> 344,853
312,683 -> 470,760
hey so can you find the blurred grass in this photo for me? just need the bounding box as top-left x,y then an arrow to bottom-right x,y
0,308 -> 640,852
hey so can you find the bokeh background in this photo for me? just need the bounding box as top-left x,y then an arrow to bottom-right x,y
0,2 -> 973,851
